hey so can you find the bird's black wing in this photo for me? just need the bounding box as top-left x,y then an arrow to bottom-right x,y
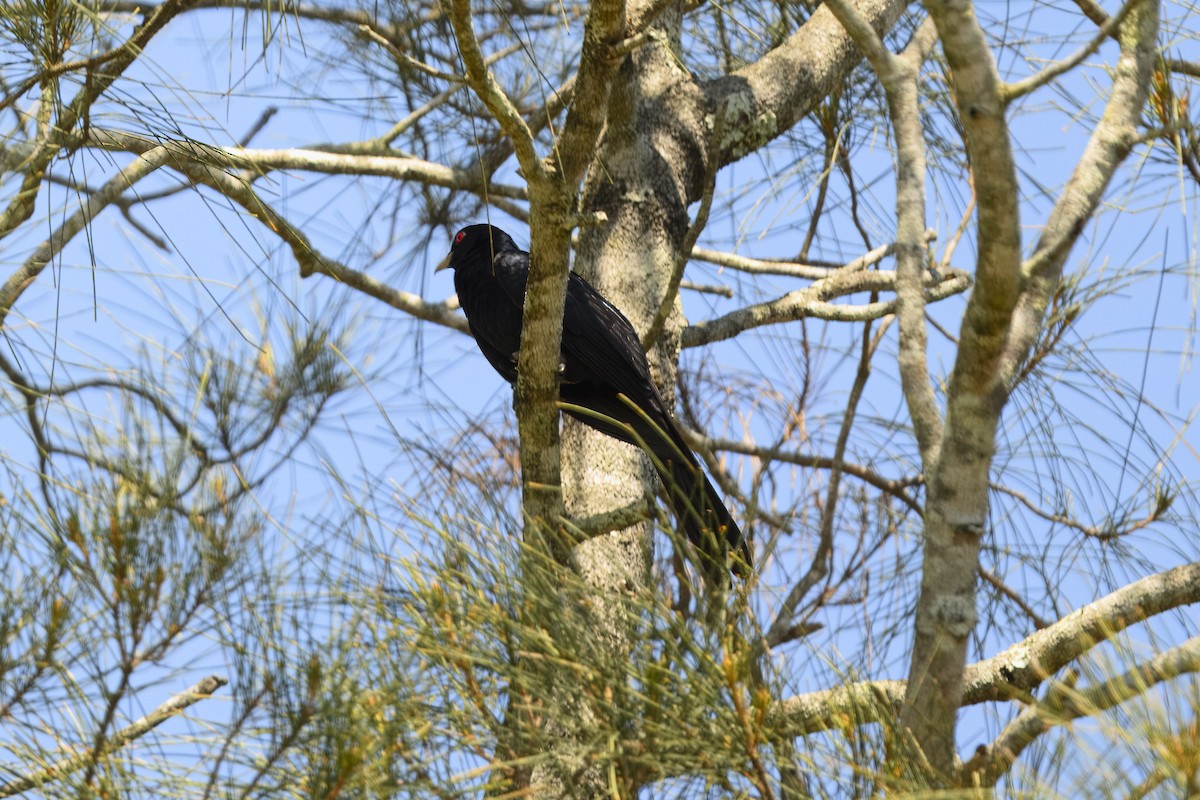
469,323 -> 520,385
559,273 -> 749,579
559,273 -> 663,408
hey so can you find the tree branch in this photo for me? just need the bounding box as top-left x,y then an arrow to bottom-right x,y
1000,0 -> 1158,384
684,429 -> 923,513
964,636 -> 1200,786
0,146 -> 171,328
96,0 -> 443,33
0,0 -> 201,242
86,128 -> 527,199
991,481 -> 1169,542
977,565 -> 1051,630
1001,0 -> 1137,104
898,0 -> 1025,769
765,318 -> 885,647
549,0 -> 624,185
704,0 -> 911,166
82,130 -> 470,334
691,231 -> 936,281
890,16 -> 945,468
772,561 -> 1200,739
963,560 -> 1200,703
446,0 -> 544,181
824,1 -> 944,468
681,268 -> 970,347
0,675 -> 227,798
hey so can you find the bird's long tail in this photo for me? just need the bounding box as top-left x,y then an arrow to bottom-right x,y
560,393 -> 750,580
654,427 -> 750,581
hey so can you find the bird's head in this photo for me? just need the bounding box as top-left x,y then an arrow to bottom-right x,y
435,224 -> 516,273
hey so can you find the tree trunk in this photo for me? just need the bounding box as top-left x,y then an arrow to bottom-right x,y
529,6 -> 714,797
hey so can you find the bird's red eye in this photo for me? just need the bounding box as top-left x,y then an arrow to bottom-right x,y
455,231 -> 466,244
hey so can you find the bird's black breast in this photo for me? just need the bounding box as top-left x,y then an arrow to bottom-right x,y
454,252 -> 527,384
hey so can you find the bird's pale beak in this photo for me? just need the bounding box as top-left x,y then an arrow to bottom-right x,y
434,251 -> 452,272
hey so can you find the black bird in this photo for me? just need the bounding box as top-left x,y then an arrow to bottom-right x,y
438,224 -> 749,578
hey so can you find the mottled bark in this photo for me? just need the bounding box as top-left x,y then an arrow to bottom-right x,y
567,0 -> 700,717
705,0 -> 910,167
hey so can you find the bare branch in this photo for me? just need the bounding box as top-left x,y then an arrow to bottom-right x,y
991,482 -> 1168,541
679,280 -> 733,298
561,498 -> 653,541
691,232 -> 936,281
773,561 -> 1200,739
1166,57 -> 1200,79
446,0 -> 543,181
977,566 -> 1051,630
684,430 -> 923,513
0,675 -> 227,798
549,0 -> 624,185
900,0 -> 1026,768
82,131 -> 469,333
681,268 -> 970,347
822,0 -> 899,68
96,0 -> 442,32
1066,0 -> 1111,27
825,0 -> 944,467
964,561 -> 1200,703
359,23 -> 490,84
890,17 -> 945,466
87,128 -> 527,199
964,636 -> 1200,786
1001,0 -> 1158,383
1001,0 -> 1137,104
765,318 -> 886,647
705,0 -> 910,166
306,261 -> 469,335
771,680 -> 905,738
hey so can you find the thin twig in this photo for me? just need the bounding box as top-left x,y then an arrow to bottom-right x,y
679,279 -> 733,298
0,146 -> 171,328
991,482 -> 1167,541
83,130 -> 472,334
1001,0 -> 1138,104
977,565 -> 1051,629
447,0 -> 544,180
764,315 -> 888,647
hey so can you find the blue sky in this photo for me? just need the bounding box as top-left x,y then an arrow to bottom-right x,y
2,0 -> 1199,792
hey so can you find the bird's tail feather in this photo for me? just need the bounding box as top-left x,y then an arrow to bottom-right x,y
660,451 -> 750,582
559,393 -> 750,580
